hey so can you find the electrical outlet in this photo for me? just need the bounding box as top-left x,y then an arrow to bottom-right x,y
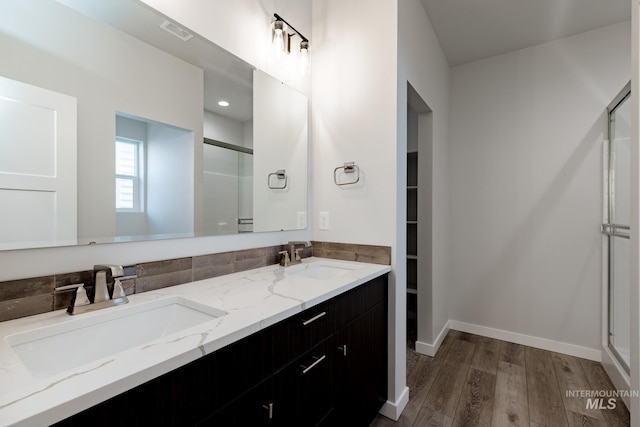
319,211 -> 329,230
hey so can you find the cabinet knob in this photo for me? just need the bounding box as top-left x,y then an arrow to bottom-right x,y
337,345 -> 348,356
262,402 -> 273,419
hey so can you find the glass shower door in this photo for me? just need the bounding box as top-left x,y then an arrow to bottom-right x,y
603,83 -> 631,373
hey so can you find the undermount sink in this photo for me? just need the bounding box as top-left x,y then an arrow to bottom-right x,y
5,297 -> 227,379
285,260 -> 361,280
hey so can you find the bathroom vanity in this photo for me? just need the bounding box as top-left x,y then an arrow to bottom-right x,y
0,258 -> 390,426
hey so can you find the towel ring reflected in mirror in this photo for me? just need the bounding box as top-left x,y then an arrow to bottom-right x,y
334,162 -> 360,186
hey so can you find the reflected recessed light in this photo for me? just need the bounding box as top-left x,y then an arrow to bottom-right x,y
218,101 -> 230,107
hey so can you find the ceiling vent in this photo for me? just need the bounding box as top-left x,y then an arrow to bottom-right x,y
160,20 -> 193,42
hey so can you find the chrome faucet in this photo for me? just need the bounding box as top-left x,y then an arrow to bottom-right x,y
288,241 -> 311,265
66,264 -> 130,314
93,264 -> 125,302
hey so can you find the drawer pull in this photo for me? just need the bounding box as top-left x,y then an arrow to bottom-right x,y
338,345 -> 348,356
301,311 -> 327,326
301,355 -> 326,374
262,402 -> 273,419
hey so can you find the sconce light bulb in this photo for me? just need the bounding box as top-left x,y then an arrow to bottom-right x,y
272,20 -> 285,51
218,100 -> 230,107
273,20 -> 284,33
300,40 -> 309,54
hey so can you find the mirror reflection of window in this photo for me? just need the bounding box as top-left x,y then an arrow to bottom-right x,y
115,138 -> 144,212
115,112 -> 195,240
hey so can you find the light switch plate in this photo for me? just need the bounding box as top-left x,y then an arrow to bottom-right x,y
319,211 -> 329,230
297,211 -> 307,229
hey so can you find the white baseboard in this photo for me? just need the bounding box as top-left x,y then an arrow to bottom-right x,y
449,320 -> 602,362
415,320 -> 451,356
378,386 -> 409,421
412,319 -> 601,362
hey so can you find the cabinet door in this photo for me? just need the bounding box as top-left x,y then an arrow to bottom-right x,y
171,325 -> 272,425
272,339 -> 334,426
334,275 -> 386,330
199,380 -> 273,427
331,302 -> 387,426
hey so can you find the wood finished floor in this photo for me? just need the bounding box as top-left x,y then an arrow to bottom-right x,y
370,330 -> 630,427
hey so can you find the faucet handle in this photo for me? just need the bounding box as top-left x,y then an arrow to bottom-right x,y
74,285 -> 91,306
279,250 -> 290,267
294,248 -> 302,262
112,279 -> 127,299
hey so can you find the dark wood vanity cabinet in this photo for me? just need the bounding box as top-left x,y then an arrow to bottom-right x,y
328,302 -> 387,426
55,274 -> 387,427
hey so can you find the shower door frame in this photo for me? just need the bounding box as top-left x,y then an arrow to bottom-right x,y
603,81 -> 632,377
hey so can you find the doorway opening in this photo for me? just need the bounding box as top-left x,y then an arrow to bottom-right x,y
406,83 -> 433,356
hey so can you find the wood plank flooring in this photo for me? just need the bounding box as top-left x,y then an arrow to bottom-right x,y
370,330 -> 630,427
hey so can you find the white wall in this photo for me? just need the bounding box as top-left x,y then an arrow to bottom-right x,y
0,0 -> 311,282
398,0 -> 452,354
449,21 -> 631,355
203,111 -> 249,147
311,0 -> 403,417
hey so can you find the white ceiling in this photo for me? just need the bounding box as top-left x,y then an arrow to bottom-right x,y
421,0 -> 631,67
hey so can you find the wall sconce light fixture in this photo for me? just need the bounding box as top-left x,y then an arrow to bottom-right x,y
272,13 -> 310,55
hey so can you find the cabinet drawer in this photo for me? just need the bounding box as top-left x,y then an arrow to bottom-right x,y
272,300 -> 334,371
334,274 -> 387,330
272,339 -> 334,427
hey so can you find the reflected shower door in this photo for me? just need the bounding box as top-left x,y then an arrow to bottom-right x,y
203,140 -> 254,235
603,84 -> 631,373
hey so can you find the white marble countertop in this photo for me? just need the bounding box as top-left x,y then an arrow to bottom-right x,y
0,257 -> 390,426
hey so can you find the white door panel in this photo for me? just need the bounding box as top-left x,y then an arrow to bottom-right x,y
0,76 -> 77,248
0,95 -> 56,176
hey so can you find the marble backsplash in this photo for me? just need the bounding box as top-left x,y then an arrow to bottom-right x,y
0,241 -> 391,322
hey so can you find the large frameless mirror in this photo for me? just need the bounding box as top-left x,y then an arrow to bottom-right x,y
0,0 -> 308,250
